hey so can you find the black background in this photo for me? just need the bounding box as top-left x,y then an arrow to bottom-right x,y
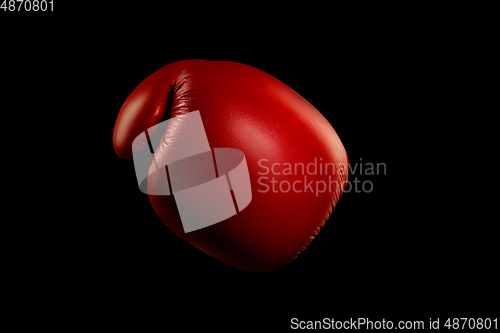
2,4 -> 497,332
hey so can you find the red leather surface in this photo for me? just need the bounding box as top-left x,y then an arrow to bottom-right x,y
113,60 -> 348,272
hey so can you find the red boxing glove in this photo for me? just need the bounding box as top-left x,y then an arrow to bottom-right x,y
113,60 -> 348,272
